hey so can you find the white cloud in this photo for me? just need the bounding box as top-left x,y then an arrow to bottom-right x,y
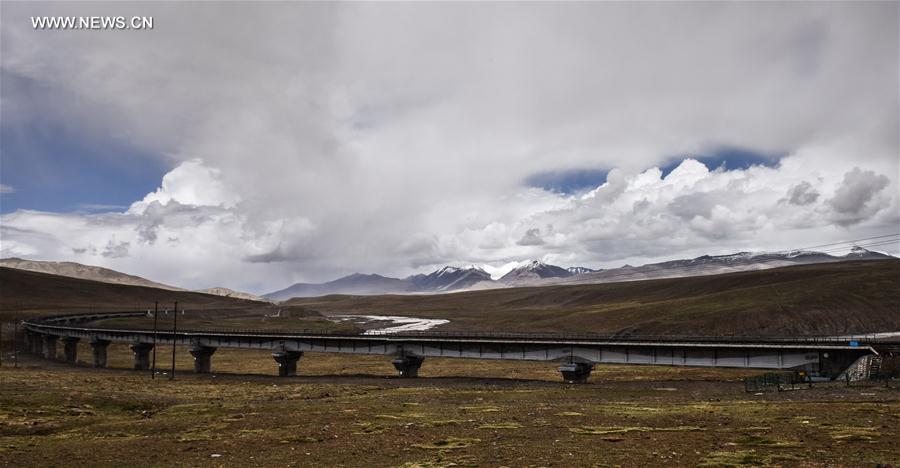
0,184 -> 14,194
128,159 -> 239,214
0,2 -> 897,292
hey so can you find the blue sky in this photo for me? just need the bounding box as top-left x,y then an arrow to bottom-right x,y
0,71 -> 169,213
525,168 -> 608,195
660,146 -> 784,179
524,146 -> 785,196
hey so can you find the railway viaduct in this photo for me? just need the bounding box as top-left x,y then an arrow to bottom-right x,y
21,311 -> 894,383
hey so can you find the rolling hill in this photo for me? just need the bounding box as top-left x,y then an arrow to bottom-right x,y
0,257 -> 182,290
284,259 -> 900,337
0,267 -> 263,319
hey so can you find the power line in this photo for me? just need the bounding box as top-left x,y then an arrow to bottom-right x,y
792,233 -> 900,252
558,235 -> 898,286
816,239 -> 899,254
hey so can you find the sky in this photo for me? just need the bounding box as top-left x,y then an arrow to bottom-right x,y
1,2 -> 898,294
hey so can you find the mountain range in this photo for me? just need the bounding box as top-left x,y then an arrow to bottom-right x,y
2,246 -> 892,302
264,246 -> 893,301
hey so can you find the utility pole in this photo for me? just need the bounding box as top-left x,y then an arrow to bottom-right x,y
13,318 -> 18,368
151,301 -> 158,379
170,301 -> 178,381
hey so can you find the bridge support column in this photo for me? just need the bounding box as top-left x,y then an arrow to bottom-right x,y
392,355 -> 424,378
130,343 -> 154,370
62,337 -> 80,364
28,332 -> 42,354
559,362 -> 594,384
42,335 -> 58,360
189,345 -> 216,374
272,350 -> 303,377
90,338 -> 111,368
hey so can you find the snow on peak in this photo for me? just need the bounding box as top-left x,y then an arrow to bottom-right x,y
436,266 -> 460,276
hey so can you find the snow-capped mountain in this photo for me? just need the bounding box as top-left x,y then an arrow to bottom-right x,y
264,266 -> 495,300
844,245 -> 892,259
263,246 -> 895,301
567,266 -> 598,275
555,247 -> 894,286
500,260 -> 573,283
407,266 -> 493,292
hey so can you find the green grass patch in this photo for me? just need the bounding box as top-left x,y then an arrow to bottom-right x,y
477,422 -> 521,430
413,437 -> 481,450
571,425 -> 704,435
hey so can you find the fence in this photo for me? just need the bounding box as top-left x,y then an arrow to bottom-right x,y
744,372 -> 810,392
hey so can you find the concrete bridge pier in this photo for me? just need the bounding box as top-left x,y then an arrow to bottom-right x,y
272,350 -> 303,377
559,362 -> 594,384
130,343 -> 154,370
392,355 -> 424,378
31,333 -> 44,356
190,345 -> 217,373
62,337 -> 80,364
42,335 -> 58,360
90,338 -> 111,368
28,332 -> 43,354
33,335 -> 44,355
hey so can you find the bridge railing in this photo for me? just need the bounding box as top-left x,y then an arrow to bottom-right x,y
21,311 -> 895,346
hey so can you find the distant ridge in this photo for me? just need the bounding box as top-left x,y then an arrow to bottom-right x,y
264,247 -> 895,301
196,287 -> 268,302
263,273 -> 416,302
553,247 -> 895,286
0,257 -> 183,291
0,266 -> 265,318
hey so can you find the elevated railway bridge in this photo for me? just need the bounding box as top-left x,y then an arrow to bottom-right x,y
21,311 -> 898,383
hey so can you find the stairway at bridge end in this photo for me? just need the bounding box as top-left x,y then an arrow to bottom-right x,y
559,362 -> 594,383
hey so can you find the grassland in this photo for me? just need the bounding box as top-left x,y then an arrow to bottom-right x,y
1,349 -> 898,467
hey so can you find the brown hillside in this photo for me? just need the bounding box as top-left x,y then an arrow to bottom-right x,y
285,260 -> 900,336
0,267 -> 261,320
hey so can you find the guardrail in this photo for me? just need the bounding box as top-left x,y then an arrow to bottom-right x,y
22,311 -> 899,346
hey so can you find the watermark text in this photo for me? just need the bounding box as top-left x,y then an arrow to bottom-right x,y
31,16 -> 153,30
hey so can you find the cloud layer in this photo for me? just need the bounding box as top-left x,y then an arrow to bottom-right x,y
1,2 -> 897,292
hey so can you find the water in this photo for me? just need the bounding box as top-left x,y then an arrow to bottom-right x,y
331,315 -> 449,335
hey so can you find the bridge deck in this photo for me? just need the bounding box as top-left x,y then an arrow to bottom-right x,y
21,312 -> 891,381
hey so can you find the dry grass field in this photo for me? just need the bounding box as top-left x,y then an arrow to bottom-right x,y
1,348 -> 898,467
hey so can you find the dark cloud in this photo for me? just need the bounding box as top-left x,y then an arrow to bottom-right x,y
828,167 -> 890,225
668,192 -> 720,220
517,228 -> 545,246
243,247 -> 291,264
101,239 -> 130,258
785,181 -> 820,206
